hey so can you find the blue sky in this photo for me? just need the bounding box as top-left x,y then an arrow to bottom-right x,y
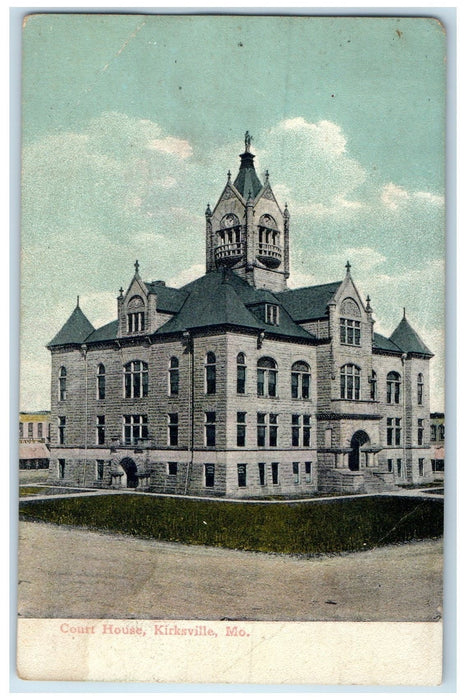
20,14 -> 445,410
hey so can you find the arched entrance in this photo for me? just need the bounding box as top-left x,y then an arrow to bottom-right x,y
120,457 -> 139,488
349,431 -> 370,471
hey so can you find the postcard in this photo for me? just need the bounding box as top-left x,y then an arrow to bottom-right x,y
17,14 -> 446,685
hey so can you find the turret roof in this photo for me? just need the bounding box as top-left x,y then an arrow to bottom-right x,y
48,304 -> 94,348
389,315 -> 433,356
233,151 -> 263,200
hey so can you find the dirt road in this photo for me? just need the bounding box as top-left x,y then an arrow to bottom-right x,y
17,520 -> 442,622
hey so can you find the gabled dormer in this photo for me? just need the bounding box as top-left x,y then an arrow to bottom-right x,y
205,133 -> 290,293
328,261 -> 375,351
117,261 -> 155,338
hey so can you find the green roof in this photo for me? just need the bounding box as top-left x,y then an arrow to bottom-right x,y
389,316 -> 433,356
276,281 -> 342,321
233,151 -> 263,200
85,320 -> 118,343
48,305 -> 95,347
156,271 -> 314,340
144,281 -> 188,313
373,332 -> 403,354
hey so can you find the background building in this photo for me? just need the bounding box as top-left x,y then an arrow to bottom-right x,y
19,411 -> 51,470
430,412 -> 445,479
46,139 -> 434,496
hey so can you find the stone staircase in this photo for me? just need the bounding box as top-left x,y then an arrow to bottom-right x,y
362,470 -> 398,493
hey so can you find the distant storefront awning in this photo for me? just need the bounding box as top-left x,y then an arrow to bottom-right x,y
19,443 -> 50,460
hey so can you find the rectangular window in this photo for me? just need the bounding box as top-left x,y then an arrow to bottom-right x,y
395,418 -> 401,446
205,412 -> 216,447
237,463 -> 247,488
271,462 -> 279,485
58,459 -> 65,480
237,365 -> 246,394
28,422 -> 33,438
265,304 -> 279,325
417,419 -> 424,446
168,413 -> 179,446
291,372 -> 299,399
430,424 -> 437,441
258,462 -> 266,486
292,462 -> 300,484
96,460 -> 105,481
387,458 -> 393,473
397,459 -> 402,477
58,417 -> 66,445
128,312 -> 145,333
387,418 -> 393,446
269,414 -> 278,447
257,412 -> 266,447
236,412 -> 246,447
205,463 -> 215,488
19,422 -> 23,439
123,415 -> 148,445
305,461 -> 312,482
96,415 -> 105,445
303,415 -> 311,447
37,422 -> 43,439
340,318 -> 361,345
418,458 -> 424,477
292,414 -> 300,447
167,462 -> 178,476
257,369 -> 265,397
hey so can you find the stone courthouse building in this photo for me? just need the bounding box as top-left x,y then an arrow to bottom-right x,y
47,136 -> 434,496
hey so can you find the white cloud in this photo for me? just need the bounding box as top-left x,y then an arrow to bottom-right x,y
147,135 -> 193,159
167,264 -> 205,288
381,183 -> 444,211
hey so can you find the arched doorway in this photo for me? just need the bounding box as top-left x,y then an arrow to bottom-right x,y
349,431 -> 370,471
120,457 -> 139,488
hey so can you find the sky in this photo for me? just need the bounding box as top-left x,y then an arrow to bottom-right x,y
20,14 -> 446,411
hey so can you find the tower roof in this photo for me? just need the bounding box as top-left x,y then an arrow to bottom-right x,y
233,150 -> 263,200
48,303 -> 94,347
389,314 -> 433,357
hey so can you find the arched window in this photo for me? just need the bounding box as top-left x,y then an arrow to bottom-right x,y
387,371 -> 401,404
205,352 -> 216,395
369,370 -> 377,401
217,213 -> 241,245
58,366 -> 67,401
97,364 -> 106,400
417,373 -> 424,405
257,357 -> 278,397
291,361 -> 311,399
169,357 -> 179,396
340,364 -> 361,400
127,295 -> 145,333
258,214 -> 280,246
124,360 -> 148,398
236,353 -> 246,394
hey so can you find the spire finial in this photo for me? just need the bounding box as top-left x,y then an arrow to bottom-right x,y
244,131 -> 252,153
366,295 -> 372,313
227,170 -> 231,182
403,306 -> 406,318
76,295 -> 80,308
205,202 -> 212,217
119,287 -> 124,298
345,260 -> 351,276
265,169 -> 269,183
134,260 -> 140,275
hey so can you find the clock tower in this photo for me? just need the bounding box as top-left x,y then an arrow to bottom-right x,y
205,133 -> 290,292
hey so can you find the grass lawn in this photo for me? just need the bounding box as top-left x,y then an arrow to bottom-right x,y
19,494 -> 443,555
